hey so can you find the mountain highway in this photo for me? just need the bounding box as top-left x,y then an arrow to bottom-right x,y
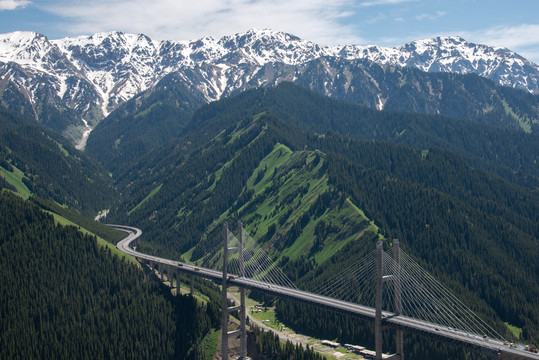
112,224 -> 539,360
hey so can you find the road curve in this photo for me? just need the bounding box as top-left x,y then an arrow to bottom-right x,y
111,224 -> 539,360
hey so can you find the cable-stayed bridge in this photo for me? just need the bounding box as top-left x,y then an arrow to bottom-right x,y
112,223 -> 538,360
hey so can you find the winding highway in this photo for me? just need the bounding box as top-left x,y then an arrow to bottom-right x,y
113,224 -> 539,360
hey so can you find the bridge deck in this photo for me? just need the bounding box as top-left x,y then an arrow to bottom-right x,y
112,224 -> 539,360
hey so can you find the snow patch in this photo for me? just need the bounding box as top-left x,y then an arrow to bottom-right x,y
75,119 -> 93,150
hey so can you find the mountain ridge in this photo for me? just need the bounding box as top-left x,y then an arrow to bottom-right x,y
2,29 -> 538,140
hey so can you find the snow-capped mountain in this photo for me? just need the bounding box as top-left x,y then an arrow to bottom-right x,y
1,29 -> 538,140
337,36 -> 539,91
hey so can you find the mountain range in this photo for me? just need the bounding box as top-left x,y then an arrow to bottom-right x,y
1,27 -> 539,354
1,29 -> 538,141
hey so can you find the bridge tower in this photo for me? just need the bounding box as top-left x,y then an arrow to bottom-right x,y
375,240 -> 404,360
221,222 -> 248,359
393,239 -> 404,360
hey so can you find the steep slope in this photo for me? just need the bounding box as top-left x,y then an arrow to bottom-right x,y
184,83 -> 539,188
85,72 -> 207,171
2,29 -> 539,141
0,107 -> 117,215
292,58 -> 539,133
84,59 -> 539,173
0,32 -> 103,134
200,144 -> 380,274
86,81 -> 538,189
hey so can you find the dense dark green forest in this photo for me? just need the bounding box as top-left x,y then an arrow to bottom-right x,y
189,83 -> 539,188
0,191 -> 331,359
85,73 -> 207,172
0,191 -> 220,359
30,195 -> 126,244
86,82 -> 539,188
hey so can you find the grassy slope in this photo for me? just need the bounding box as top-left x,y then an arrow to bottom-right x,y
128,184 -> 163,215
188,142 -> 380,269
241,145 -> 375,265
0,164 -> 31,198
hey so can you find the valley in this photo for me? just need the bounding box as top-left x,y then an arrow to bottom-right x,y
0,27 -> 538,360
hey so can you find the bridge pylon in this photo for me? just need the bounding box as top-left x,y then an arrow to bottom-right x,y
393,239 -> 404,360
376,240 -> 404,360
221,221 -> 248,359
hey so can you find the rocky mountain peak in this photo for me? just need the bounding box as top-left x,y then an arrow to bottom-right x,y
1,29 -> 538,140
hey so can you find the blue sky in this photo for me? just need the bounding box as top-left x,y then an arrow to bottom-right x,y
1,0 -> 539,64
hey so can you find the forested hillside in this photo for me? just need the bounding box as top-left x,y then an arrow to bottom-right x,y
85,73 -> 207,172
3,25 -> 538,360
102,92 -> 538,350
0,108 -> 117,216
292,58 -> 539,132
86,76 -> 539,181
191,83 -> 539,188
0,191 -> 222,359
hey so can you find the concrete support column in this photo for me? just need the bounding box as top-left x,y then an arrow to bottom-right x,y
393,239 -> 404,360
221,222 -> 229,360
221,221 -> 248,360
238,221 -> 247,359
164,265 -> 168,284
375,241 -> 383,360
190,274 -> 194,295
179,271 -> 183,291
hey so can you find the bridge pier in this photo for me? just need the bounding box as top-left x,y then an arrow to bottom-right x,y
375,241 -> 383,360
393,240 -> 404,360
164,265 -> 169,284
221,221 -> 248,360
375,240 -> 404,360
190,274 -> 194,295
222,223 -> 229,360
238,221 -> 247,359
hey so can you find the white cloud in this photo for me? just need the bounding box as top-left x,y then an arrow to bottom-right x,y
365,12 -> 387,24
0,0 -> 30,11
458,24 -> 539,63
359,0 -> 418,7
45,0 -> 365,46
464,24 -> 539,50
415,10 -> 446,21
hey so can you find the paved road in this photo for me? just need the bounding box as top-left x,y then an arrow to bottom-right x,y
113,224 -> 539,360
